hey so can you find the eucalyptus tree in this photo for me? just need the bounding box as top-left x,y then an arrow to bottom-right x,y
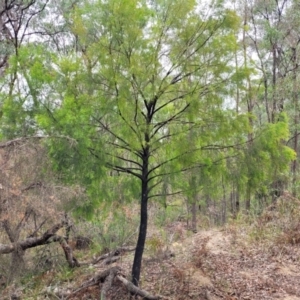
239,0 -> 300,198
278,1 -> 300,195
215,0 -> 298,210
0,0 -> 53,81
0,0 -> 84,140
0,0 -> 44,76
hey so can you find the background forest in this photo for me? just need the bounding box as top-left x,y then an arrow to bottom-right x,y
0,0 -> 300,299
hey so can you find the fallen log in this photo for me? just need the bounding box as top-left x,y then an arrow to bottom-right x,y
68,266 -> 122,298
66,266 -> 167,300
0,222 -> 64,254
102,256 -> 120,265
79,246 -> 135,266
1,226 -> 164,299
116,275 -> 166,300
52,235 -> 80,268
101,266 -> 121,300
0,222 -> 80,271
92,246 -> 135,264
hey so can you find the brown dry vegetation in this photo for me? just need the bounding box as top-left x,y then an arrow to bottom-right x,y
2,193 -> 300,299
0,142 -> 85,282
0,142 -> 76,229
2,144 -> 300,299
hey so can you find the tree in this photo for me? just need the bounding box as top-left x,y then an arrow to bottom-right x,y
222,0 -> 297,210
29,0 -> 244,286
0,0 -> 296,288
0,138 -> 83,282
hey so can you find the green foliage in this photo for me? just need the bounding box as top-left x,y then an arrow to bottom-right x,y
0,0 -> 298,289
0,0 -> 296,229
90,205 -> 140,253
238,115 -> 296,200
154,203 -> 186,227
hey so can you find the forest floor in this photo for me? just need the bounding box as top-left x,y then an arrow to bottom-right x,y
2,195 -> 300,299
115,220 -> 300,300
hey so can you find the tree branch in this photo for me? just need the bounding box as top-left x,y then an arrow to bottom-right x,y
106,142 -> 143,159
148,190 -> 183,200
151,103 -> 190,139
105,153 -> 142,168
149,154 -> 240,181
106,163 -> 142,180
0,222 -> 64,254
0,135 -> 78,149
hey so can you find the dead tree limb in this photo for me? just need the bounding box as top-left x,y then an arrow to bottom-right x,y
102,256 -> 120,265
116,275 -> 165,300
78,246 -> 135,266
52,235 -> 80,268
67,266 -> 122,299
27,218 -> 49,238
0,136 -> 78,150
0,222 -> 64,254
92,247 -> 135,264
100,266 -> 121,300
66,266 -> 166,300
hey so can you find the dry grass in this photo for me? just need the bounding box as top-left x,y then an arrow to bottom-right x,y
191,237 -> 209,269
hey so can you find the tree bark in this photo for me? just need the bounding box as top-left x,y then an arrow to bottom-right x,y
2,213 -> 32,281
191,200 -> 197,233
245,186 -> 251,213
57,236 -> 80,268
132,142 -> 150,286
117,275 -> 164,300
67,266 -> 165,300
101,267 -> 120,300
132,171 -> 148,286
291,47 -> 299,197
0,222 -> 64,254
8,245 -> 25,282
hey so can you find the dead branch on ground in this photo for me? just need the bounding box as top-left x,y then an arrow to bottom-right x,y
64,266 -> 167,300
79,246 -> 135,266
0,222 -> 65,254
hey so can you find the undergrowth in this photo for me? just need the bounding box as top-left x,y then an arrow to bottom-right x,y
2,193 -> 300,299
226,193 -> 300,248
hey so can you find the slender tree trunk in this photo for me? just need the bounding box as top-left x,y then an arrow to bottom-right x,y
131,146 -> 149,286
2,219 -> 26,281
234,46 -> 240,114
161,177 -> 168,209
188,174 -> 198,232
236,191 -> 240,215
231,186 -> 240,218
222,177 -> 226,224
8,247 -> 25,282
245,186 -> 251,212
292,130 -> 298,196
230,190 -> 234,216
291,48 -> 299,197
191,199 -> 197,233
243,12 -> 253,214
271,45 -> 277,123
